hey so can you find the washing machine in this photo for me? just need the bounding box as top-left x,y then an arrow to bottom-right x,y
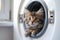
13,0 -> 60,40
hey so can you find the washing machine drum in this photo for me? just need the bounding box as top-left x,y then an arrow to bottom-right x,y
20,1 -> 48,38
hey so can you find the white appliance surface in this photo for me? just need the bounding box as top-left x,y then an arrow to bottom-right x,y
13,0 -> 60,40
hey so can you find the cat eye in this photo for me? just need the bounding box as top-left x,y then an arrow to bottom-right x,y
29,17 -> 31,20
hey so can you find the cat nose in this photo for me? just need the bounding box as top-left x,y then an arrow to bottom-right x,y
32,20 -> 35,24
32,22 -> 33,24
32,20 -> 34,23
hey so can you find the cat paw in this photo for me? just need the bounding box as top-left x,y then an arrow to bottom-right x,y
32,31 -> 37,36
25,32 -> 31,37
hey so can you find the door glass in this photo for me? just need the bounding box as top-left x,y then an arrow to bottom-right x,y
24,1 -> 45,38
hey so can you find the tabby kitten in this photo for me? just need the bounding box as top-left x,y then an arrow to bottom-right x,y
24,8 -> 44,37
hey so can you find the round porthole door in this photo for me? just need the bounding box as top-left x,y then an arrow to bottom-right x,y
19,0 -> 48,38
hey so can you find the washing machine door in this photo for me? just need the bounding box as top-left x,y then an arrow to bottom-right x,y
18,0 -> 55,40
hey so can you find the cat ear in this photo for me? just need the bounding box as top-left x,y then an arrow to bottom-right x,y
36,8 -> 43,14
25,8 -> 31,14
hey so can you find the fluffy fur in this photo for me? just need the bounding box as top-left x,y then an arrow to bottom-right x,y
24,8 -> 44,37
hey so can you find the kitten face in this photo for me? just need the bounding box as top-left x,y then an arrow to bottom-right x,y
25,8 -> 44,27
